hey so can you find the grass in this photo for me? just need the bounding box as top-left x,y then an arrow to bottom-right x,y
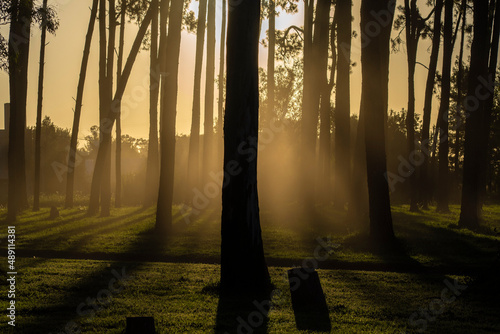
0,202 -> 499,332
1,258 -> 499,333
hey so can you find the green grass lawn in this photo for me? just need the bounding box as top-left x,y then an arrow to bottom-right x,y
0,203 -> 499,333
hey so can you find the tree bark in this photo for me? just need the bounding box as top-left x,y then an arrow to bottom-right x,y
7,0 -> 32,221
420,0 -> 442,210
156,0 -> 183,231
221,0 -> 270,292
216,0 -> 226,168
319,10 -> 336,201
144,0 -> 160,207
454,0 -> 466,178
203,0 -> 216,184
65,0 -> 99,208
404,0 -> 421,212
33,0 -> 48,211
478,0 -> 500,209
361,0 -> 395,242
187,0 -> 207,202
334,0 -> 351,208
436,0 -> 453,213
458,0 -> 490,229
115,0 -> 126,208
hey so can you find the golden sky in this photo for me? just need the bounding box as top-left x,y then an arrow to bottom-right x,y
0,0 -> 450,140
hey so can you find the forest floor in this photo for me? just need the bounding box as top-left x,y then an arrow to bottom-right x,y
0,203 -> 499,333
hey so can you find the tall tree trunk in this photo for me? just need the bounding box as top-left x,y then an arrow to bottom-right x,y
33,0 -> 48,212
436,0 -> 453,213
454,0 -> 466,177
7,0 -> 32,221
156,0 -> 183,231
458,0 -> 490,229
267,0 -> 275,127
216,0 -> 226,168
187,0 -> 207,202
301,0 -> 317,211
220,0 -> 270,292
479,0 -> 500,209
89,4 -> 154,215
334,0 -> 351,208
65,0 -> 99,208
115,0 -> 126,208
203,0 -> 216,184
404,0 -> 421,212
144,0 -> 160,207
361,0 -> 395,242
89,0 -> 108,215
420,0 -> 443,210
319,12 -> 337,202
101,0 -> 116,217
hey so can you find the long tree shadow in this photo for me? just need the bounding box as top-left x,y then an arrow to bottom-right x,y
214,288 -> 271,334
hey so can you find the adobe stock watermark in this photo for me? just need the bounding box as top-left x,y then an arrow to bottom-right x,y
385,74 -> 499,192
230,236 -> 340,334
402,278 -> 468,333
178,117 -> 290,225
49,266 -> 133,334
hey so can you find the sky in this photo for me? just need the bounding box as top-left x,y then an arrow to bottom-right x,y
0,0 -> 461,140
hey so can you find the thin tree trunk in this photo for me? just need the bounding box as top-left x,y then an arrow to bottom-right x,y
115,0 -> 126,208
156,0 -> 183,231
420,0 -> 443,210
65,0 -> 99,208
203,0 -> 216,184
101,0 -> 116,217
33,0 -> 48,211
220,0 -> 270,292
217,0 -> 226,169
479,0 -> 500,209
404,0 -> 421,212
301,0 -> 317,211
334,0 -> 351,208
454,0 -> 466,178
7,0 -> 32,221
361,0 -> 395,242
436,0 -> 453,213
319,11 -> 336,202
89,4 -> 154,215
187,0 -> 207,202
144,0 -> 160,207
267,0 -> 275,127
459,0 -> 490,229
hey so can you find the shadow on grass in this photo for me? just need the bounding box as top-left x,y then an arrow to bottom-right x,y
214,287 -> 271,334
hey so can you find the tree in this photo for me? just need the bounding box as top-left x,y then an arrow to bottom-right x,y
398,0 -> 431,212
33,0 -> 48,211
216,0 -> 226,165
220,0 -> 270,292
115,0 -> 127,208
187,0 -> 207,202
436,0 -> 453,213
458,0 -> 491,229
88,4 -> 154,215
361,0 -> 395,241
65,0 -> 99,208
144,0 -> 161,206
334,0 -> 351,208
420,0 -> 443,210
203,0 -> 216,184
7,0 -> 33,221
319,4 -> 336,200
156,0 -> 184,231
